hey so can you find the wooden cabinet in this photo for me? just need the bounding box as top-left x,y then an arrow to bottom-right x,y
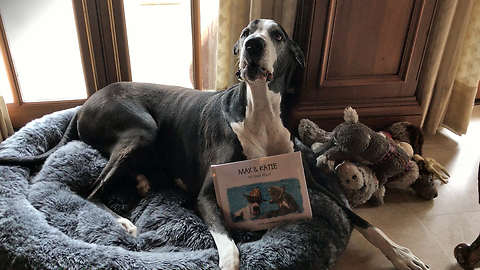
287,0 -> 438,132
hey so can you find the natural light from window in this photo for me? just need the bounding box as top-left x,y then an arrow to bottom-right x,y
0,0 -> 87,103
123,0 -> 218,89
0,0 -> 220,103
124,0 -> 194,88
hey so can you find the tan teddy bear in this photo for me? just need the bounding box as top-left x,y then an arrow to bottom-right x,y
335,160 -> 381,208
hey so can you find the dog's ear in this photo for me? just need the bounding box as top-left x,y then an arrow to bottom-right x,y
289,41 -> 305,68
233,41 -> 240,56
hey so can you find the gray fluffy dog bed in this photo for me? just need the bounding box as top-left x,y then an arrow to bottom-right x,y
0,107 -> 352,270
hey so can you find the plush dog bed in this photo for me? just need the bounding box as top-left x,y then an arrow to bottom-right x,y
0,107 -> 352,270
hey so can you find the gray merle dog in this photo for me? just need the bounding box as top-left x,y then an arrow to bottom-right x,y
0,19 -> 428,270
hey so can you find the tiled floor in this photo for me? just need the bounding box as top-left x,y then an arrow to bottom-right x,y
332,105 -> 480,270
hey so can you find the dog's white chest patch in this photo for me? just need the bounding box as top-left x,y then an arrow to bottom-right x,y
230,83 -> 293,160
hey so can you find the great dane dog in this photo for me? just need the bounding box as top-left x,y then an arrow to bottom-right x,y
0,19 -> 428,270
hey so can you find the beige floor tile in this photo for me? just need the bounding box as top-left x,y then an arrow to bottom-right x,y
332,227 -> 454,270
420,212 -> 480,266
403,183 -> 468,217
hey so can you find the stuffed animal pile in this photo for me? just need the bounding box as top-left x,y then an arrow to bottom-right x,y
298,107 -> 450,208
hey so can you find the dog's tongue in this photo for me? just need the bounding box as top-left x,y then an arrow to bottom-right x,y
262,68 -> 274,82
248,64 -> 273,82
237,64 -> 274,82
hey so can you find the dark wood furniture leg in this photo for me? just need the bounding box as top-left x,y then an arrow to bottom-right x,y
454,163 -> 480,269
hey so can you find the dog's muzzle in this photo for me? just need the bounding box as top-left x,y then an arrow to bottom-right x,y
252,203 -> 260,215
245,38 -> 265,61
237,37 -> 274,82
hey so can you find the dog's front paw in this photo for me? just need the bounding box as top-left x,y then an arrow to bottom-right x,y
219,244 -> 239,270
117,217 -> 138,237
388,243 -> 429,270
212,231 -> 240,270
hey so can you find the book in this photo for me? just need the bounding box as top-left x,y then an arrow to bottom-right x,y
211,152 -> 312,231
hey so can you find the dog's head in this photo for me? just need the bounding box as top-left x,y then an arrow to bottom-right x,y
243,188 -> 266,216
268,185 -> 286,204
233,19 -> 305,85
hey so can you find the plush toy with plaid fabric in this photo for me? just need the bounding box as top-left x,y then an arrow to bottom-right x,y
300,107 -> 420,205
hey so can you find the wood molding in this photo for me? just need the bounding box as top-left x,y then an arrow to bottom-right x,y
0,12 -> 22,106
191,0 -> 202,90
96,0 -> 132,85
73,0 -> 106,95
7,100 -> 85,129
287,96 -> 423,133
292,0 -> 437,101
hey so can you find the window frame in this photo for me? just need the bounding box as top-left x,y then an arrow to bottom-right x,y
1,0 -> 202,129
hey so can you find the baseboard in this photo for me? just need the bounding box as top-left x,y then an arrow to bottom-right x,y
287,99 -> 422,135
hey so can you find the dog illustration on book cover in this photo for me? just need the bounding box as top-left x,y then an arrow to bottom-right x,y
259,185 -> 301,219
233,188 -> 267,221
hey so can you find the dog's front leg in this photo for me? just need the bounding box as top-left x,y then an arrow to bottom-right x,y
197,177 -> 239,270
355,225 -> 428,270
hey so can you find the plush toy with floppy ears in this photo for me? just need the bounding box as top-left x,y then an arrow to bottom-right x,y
383,121 -> 450,199
334,160 -> 380,208
300,107 -> 420,205
298,108 -> 450,204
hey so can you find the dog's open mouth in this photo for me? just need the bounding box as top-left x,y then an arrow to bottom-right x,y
237,63 -> 274,83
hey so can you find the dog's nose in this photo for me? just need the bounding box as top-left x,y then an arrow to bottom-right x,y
253,206 -> 260,212
245,37 -> 265,56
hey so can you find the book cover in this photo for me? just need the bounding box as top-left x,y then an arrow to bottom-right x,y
211,152 -> 312,231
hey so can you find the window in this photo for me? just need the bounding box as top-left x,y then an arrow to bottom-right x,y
123,1 -> 194,87
0,0 -> 218,128
0,0 -> 87,102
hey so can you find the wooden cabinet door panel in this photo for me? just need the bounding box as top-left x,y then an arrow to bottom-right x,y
289,0 -> 437,131
327,0 -> 414,79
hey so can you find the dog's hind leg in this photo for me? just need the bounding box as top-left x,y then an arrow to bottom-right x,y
85,124 -> 157,236
85,113 -> 158,199
85,141 -> 151,235
94,201 -> 138,237
87,144 -> 138,200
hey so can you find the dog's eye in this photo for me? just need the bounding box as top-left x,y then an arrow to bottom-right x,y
242,29 -> 250,38
352,175 -> 357,180
275,33 -> 283,41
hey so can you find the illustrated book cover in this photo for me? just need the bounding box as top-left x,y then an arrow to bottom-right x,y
211,152 -> 312,231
